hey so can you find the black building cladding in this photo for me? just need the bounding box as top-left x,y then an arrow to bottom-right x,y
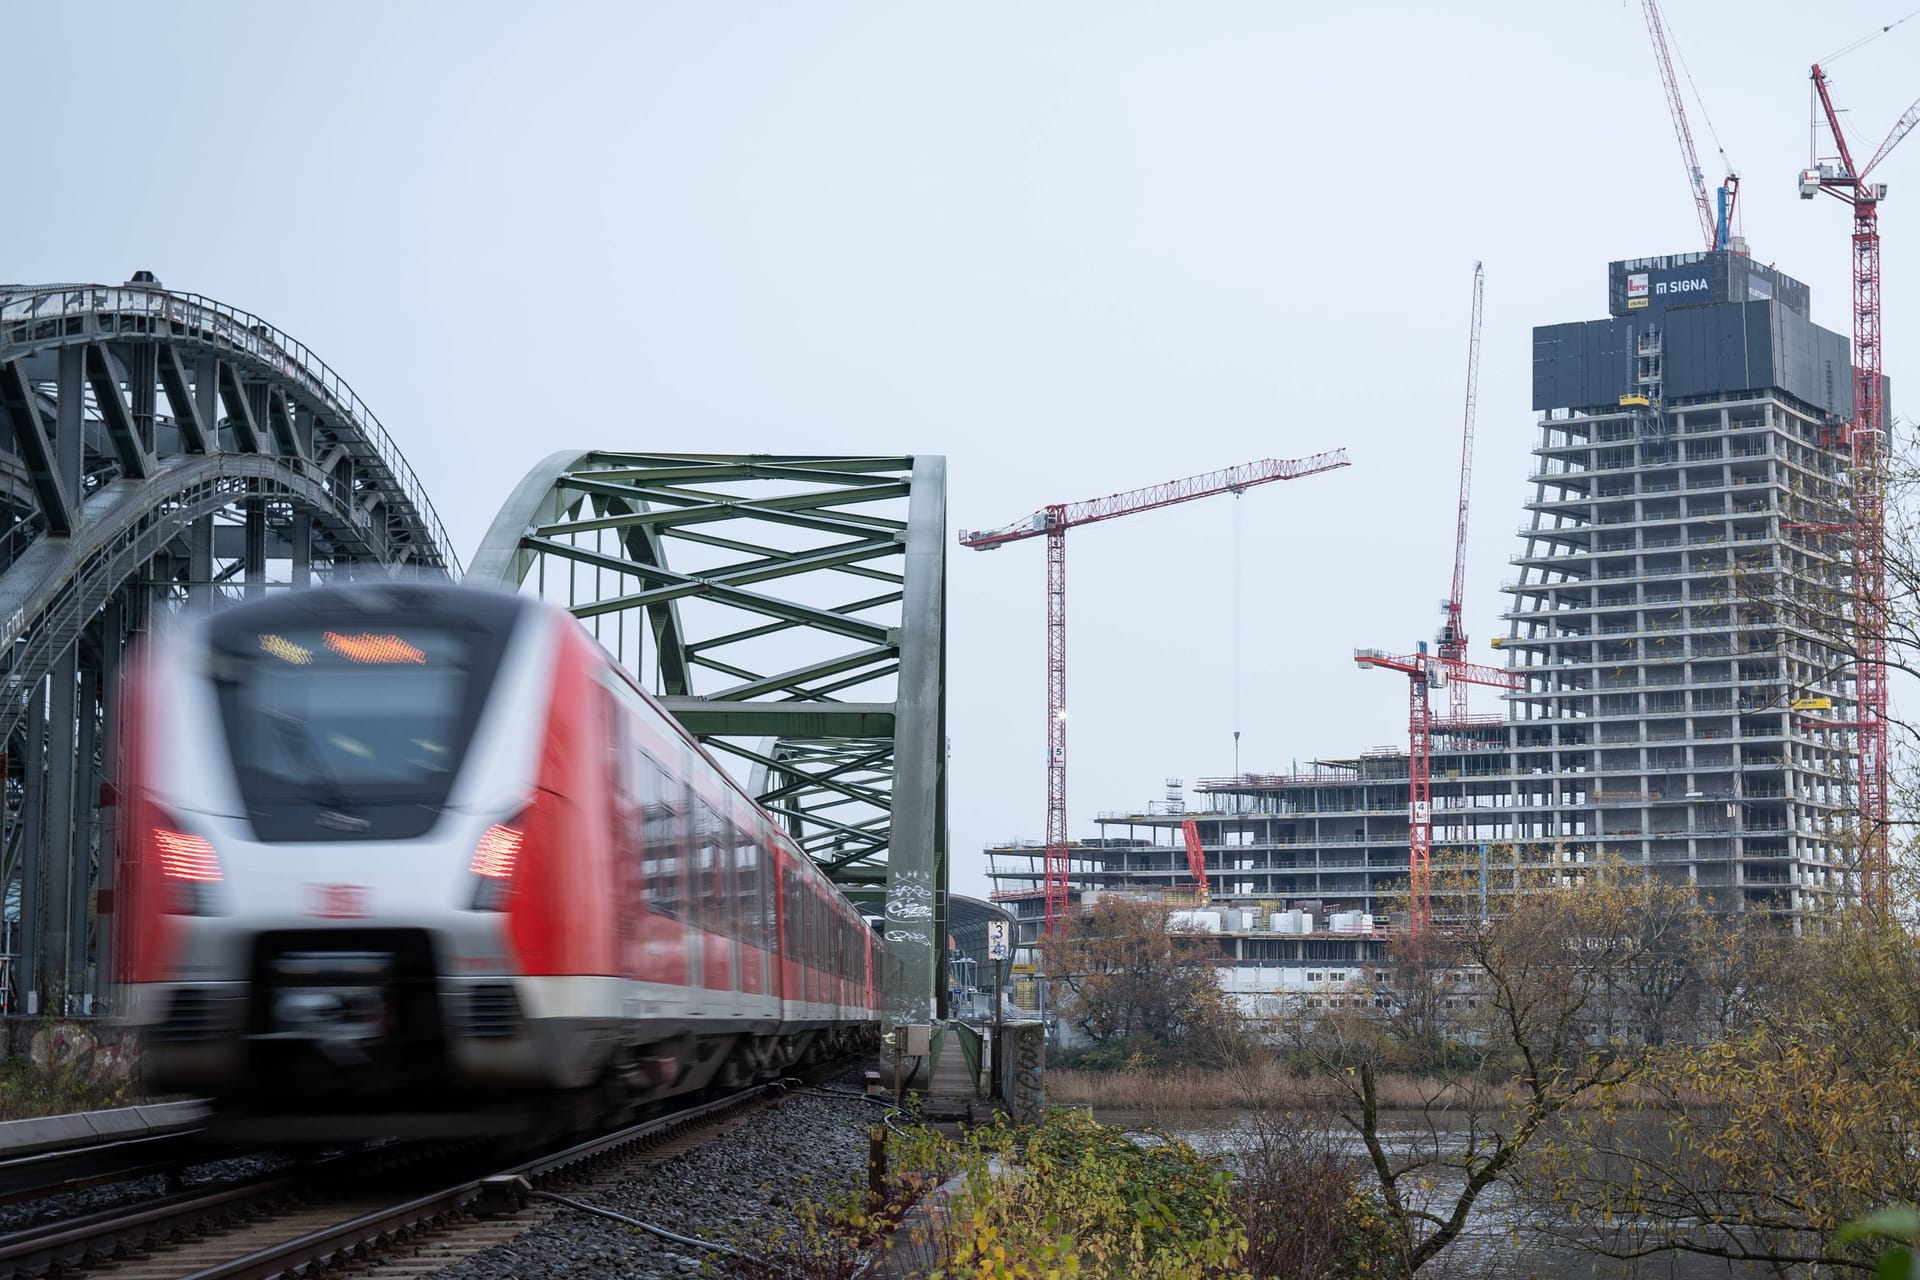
1533,250 -> 1854,417
1606,250 -> 1811,319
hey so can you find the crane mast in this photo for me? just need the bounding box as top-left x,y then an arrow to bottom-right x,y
1799,66 -> 1920,915
1355,647 -> 1522,934
1437,262 -> 1484,723
961,450 -> 1351,934
1181,819 -> 1210,907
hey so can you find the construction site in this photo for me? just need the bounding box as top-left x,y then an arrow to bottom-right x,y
974,9 -> 1917,1002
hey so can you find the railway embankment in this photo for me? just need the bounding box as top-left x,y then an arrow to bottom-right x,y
0,1019 -> 141,1121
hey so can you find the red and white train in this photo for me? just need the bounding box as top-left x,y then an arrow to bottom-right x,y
116,581 -> 885,1136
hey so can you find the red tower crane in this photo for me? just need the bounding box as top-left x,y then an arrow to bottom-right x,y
1356,264 -> 1520,935
1354,647 -> 1523,934
1181,819 -> 1211,906
960,451 -> 1352,933
1800,67 -> 1920,914
1435,262 -> 1485,724
1639,0 -> 1740,249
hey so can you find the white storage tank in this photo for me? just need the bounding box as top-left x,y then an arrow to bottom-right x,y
1169,910 -> 1223,934
1270,909 -> 1314,935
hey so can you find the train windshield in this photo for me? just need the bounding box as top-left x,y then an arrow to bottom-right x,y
209,598 -> 516,841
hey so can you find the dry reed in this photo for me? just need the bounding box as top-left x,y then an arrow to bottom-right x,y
1049,1065 -> 1687,1119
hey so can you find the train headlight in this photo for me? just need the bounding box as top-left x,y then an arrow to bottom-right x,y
152,822 -> 226,915
468,822 -> 523,911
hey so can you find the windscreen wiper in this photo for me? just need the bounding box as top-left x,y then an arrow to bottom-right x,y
264,708 -> 361,822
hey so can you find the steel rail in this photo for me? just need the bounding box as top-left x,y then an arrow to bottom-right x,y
0,1163 -> 308,1279
0,1130 -> 217,1207
0,1083 -> 789,1278
179,1084 -> 786,1280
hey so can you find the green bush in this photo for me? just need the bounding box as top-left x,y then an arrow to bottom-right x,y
733,1108 -> 1406,1278
928,1110 -> 1248,1278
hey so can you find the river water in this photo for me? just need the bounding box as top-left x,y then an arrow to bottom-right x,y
1113,1109 -> 1795,1279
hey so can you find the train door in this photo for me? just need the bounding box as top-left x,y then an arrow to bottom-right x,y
717,810 -> 742,1015
638,751 -> 690,989
735,810 -> 770,1011
779,859 -> 801,1020
810,889 -> 825,1011
679,756 -> 702,997
694,798 -> 737,1013
604,686 -> 643,978
799,885 -> 815,1011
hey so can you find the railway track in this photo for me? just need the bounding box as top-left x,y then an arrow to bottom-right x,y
0,1083 -> 800,1279
0,1102 -> 218,1207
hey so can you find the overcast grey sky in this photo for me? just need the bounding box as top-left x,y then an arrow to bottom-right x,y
6,2 -> 1916,898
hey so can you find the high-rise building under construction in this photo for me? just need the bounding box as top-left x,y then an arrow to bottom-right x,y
1507,247 -> 1860,914
989,249 -> 1874,932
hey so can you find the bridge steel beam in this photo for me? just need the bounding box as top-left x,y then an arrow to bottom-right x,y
0,279 -> 460,1015
471,453 -> 949,1024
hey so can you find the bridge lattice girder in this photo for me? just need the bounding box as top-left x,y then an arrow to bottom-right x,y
0,280 -> 458,1012
471,452 -> 949,1023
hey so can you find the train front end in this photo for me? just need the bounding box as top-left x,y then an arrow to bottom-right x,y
117,583 -> 568,1132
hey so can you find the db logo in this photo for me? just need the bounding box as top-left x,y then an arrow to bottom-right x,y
304,884 -> 371,918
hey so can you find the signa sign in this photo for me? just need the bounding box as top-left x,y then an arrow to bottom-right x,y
1625,269 -> 1712,311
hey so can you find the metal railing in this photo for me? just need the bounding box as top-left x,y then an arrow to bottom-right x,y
0,457 -> 376,742
0,284 -> 459,574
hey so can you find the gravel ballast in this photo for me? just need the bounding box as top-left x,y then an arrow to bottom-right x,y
0,1150 -> 293,1234
435,1085 -> 888,1280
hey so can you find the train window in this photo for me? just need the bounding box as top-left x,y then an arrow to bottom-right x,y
791,879 -> 806,972
809,887 -> 823,973
604,689 -> 641,941
781,869 -> 798,958
767,855 -> 782,948
801,883 -> 814,968
798,886 -> 810,969
734,818 -> 763,952
814,889 -> 828,972
640,754 -> 684,919
605,686 -> 632,802
212,621 -> 501,842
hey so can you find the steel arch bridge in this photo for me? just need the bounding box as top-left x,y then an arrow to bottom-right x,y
471,453 -> 949,1022
0,277 -> 458,1013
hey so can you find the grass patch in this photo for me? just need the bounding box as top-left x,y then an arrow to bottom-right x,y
0,1021 -> 144,1121
727,1111 -> 1257,1278
0,1054 -> 138,1121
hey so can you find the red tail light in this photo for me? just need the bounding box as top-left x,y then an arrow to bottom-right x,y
153,828 -> 222,882
470,824 -> 522,879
